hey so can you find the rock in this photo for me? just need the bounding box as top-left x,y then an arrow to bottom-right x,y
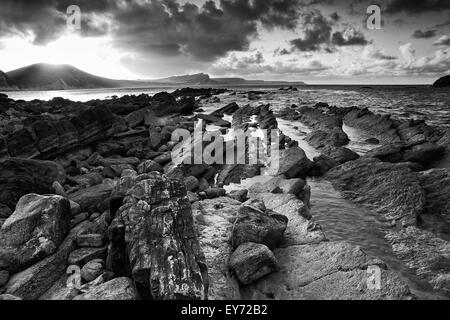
81,260 -> 104,282
249,176 -> 307,200
305,129 -> 349,149
69,180 -> 116,213
227,189 -> 248,202
251,193 -> 325,247
43,287 -> 79,300
136,160 -> 163,174
0,270 -> 9,287
69,200 -> 81,216
242,199 -> 266,213
0,194 -> 71,273
245,241 -> 411,300
52,181 -> 67,197
386,227 -> 450,295
403,143 -> 445,166
4,220 -> 92,300
110,173 -> 207,300
210,102 -> 239,117
191,197 -> 242,300
153,152 -> 172,165
196,114 -> 231,127
73,277 -> 138,300
310,154 -> 339,176
326,158 -> 425,226
433,75 -> 450,87
77,234 -> 104,248
205,188 -> 226,199
322,147 -> 359,164
78,271 -> 114,293
231,205 -> 287,249
70,212 -> 89,227
0,294 -> 22,300
68,247 -> 107,267
365,138 -> 380,145
273,147 -> 313,178
184,176 -> 199,192
0,158 -> 65,209
187,191 -> 199,203
229,242 -> 278,285
217,164 -> 262,185
418,169 -> 450,220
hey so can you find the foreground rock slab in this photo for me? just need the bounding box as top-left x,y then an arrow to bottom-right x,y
244,241 -> 412,300
73,277 -> 138,300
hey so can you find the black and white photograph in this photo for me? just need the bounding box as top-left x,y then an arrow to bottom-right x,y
0,0 -> 450,309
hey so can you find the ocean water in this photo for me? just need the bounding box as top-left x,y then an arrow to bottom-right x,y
4,85 -> 450,127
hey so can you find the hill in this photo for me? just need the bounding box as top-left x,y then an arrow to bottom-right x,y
433,75 -> 450,88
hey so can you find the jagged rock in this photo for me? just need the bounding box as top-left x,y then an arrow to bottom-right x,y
245,241 -> 411,300
229,242 -> 278,285
81,260 -> 104,282
4,220 -> 92,300
69,180 -> 116,213
327,158 -> 425,226
273,147 -> 313,178
191,197 -> 242,300
306,128 -> 349,149
250,193 -> 324,247
0,270 -> 9,287
310,154 -> 339,176
0,158 -> 65,210
70,212 -> 89,227
77,234 -> 104,248
217,164 -> 262,185
210,102 -> 239,117
137,160 -> 163,174
73,277 -> 138,300
322,147 -> 359,164
7,128 -> 39,158
67,247 -> 107,266
111,173 -> 207,300
231,205 -> 288,249
403,143 -> 445,166
0,194 -> 71,273
386,227 -> 450,295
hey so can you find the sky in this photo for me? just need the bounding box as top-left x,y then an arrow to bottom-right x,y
0,0 -> 449,84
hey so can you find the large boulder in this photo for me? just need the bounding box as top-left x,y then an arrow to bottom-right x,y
273,147 -> 313,178
326,158 -> 425,226
109,173 -> 208,300
68,180 -> 116,213
229,242 -> 278,285
231,204 -> 288,249
0,194 -> 71,273
0,158 -> 65,210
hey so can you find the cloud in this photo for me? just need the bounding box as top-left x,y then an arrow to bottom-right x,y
331,27 -> 370,46
434,35 -> 450,46
412,29 -> 437,39
385,0 -> 450,14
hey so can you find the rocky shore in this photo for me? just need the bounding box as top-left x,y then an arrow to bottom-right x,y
0,88 -> 449,300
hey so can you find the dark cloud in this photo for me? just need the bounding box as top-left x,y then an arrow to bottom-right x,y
412,29 -> 437,39
288,10 -> 370,52
385,0 -> 450,14
331,28 -> 370,46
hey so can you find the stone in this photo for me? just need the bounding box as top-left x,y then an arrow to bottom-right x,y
386,227 -> 450,295
273,147 -> 313,178
81,260 -> 104,282
110,173 -> 207,300
322,147 -> 360,164
4,220 -> 92,300
403,143 -> 445,167
67,247 -> 107,266
191,197 -> 242,300
327,158 -> 425,226
137,160 -> 163,174
0,270 -> 9,287
229,242 -> 278,285
0,158 -> 65,209
185,176 -> 199,192
52,181 -> 67,197
231,205 -> 287,250
227,189 -> 248,202
73,277 -> 138,300
205,188 -> 226,199
70,212 -> 89,227
245,241 -> 411,300
69,180 -> 116,213
210,102 -> 239,117
305,128 -> 349,149
77,234 -> 104,248
0,294 -> 22,300
0,194 -> 71,273
153,152 -> 172,165
251,193 -> 324,247
69,200 -> 81,216
43,287 -> 79,300
0,203 -> 12,219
